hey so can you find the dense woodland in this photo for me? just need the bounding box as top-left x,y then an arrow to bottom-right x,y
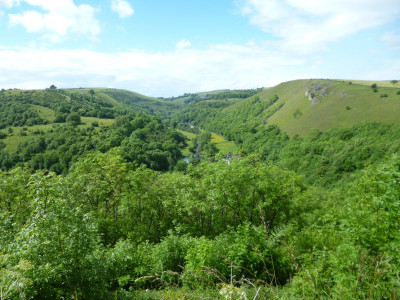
1,83 -> 400,299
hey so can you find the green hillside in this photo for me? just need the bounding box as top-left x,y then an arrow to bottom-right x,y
3,81 -> 400,299
347,79 -> 400,88
98,88 -> 181,117
164,79 -> 400,186
260,79 -> 400,135
0,88 -> 187,173
172,79 -> 400,137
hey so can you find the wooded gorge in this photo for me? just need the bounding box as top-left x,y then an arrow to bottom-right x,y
1,81 -> 400,299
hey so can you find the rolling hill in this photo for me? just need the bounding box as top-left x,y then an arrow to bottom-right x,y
0,87 -> 187,173
260,79 -> 400,135
165,79 -> 400,138
3,79 -> 400,299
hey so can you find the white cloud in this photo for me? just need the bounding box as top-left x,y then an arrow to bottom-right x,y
8,0 -> 100,41
111,0 -> 134,19
0,44 -> 310,96
0,0 -> 20,9
176,39 -> 191,50
0,31 -> 397,96
239,0 -> 400,54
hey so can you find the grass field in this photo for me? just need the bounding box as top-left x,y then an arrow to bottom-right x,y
30,105 -> 56,122
80,117 -> 115,127
2,124 -> 54,152
178,130 -> 237,156
345,80 -> 400,88
211,133 -> 237,154
177,130 -> 197,156
1,117 -> 115,152
257,79 -> 400,136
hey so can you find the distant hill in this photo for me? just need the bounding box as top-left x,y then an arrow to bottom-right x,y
259,79 -> 400,135
1,80 -> 399,174
0,87 -> 186,172
96,88 -> 181,117
173,79 -> 400,137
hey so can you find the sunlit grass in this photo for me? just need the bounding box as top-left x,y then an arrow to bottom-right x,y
211,133 -> 237,154
211,133 -> 224,143
2,117 -> 115,152
80,117 -> 115,127
30,105 -> 56,122
177,130 -> 237,156
349,80 -> 400,88
177,129 -> 197,140
262,79 -> 400,136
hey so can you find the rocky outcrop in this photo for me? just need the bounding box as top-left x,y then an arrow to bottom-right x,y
305,83 -> 328,107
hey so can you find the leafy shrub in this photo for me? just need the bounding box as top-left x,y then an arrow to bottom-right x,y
293,109 -> 303,118
104,239 -> 153,290
151,235 -> 195,286
184,224 -> 293,288
66,112 -> 81,125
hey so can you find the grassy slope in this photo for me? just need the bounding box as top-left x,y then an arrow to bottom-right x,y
2,117 -> 115,152
166,90 -> 232,105
347,79 -> 400,88
99,88 -> 181,116
177,129 -> 237,155
30,104 -> 56,122
211,132 -> 237,154
0,88 -> 126,152
258,79 -> 400,136
4,81 -> 400,150
0,87 -> 177,152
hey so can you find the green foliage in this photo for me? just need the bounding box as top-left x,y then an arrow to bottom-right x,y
3,81 -> 400,298
66,112 -> 81,125
102,89 -> 180,117
2,151 -> 400,298
286,157 -> 400,298
240,122 -> 400,186
185,223 -> 293,288
162,88 -> 263,105
2,171 -> 104,299
152,235 -> 195,285
169,94 -> 281,146
0,110 -> 185,172
293,109 -> 303,118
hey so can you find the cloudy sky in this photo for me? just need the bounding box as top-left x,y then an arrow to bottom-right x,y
0,0 -> 399,96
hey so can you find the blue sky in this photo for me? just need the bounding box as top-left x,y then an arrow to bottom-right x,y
0,0 -> 399,96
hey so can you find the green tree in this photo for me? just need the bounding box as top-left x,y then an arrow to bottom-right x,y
66,112 -> 81,125
5,171 -> 103,299
65,150 -> 130,245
